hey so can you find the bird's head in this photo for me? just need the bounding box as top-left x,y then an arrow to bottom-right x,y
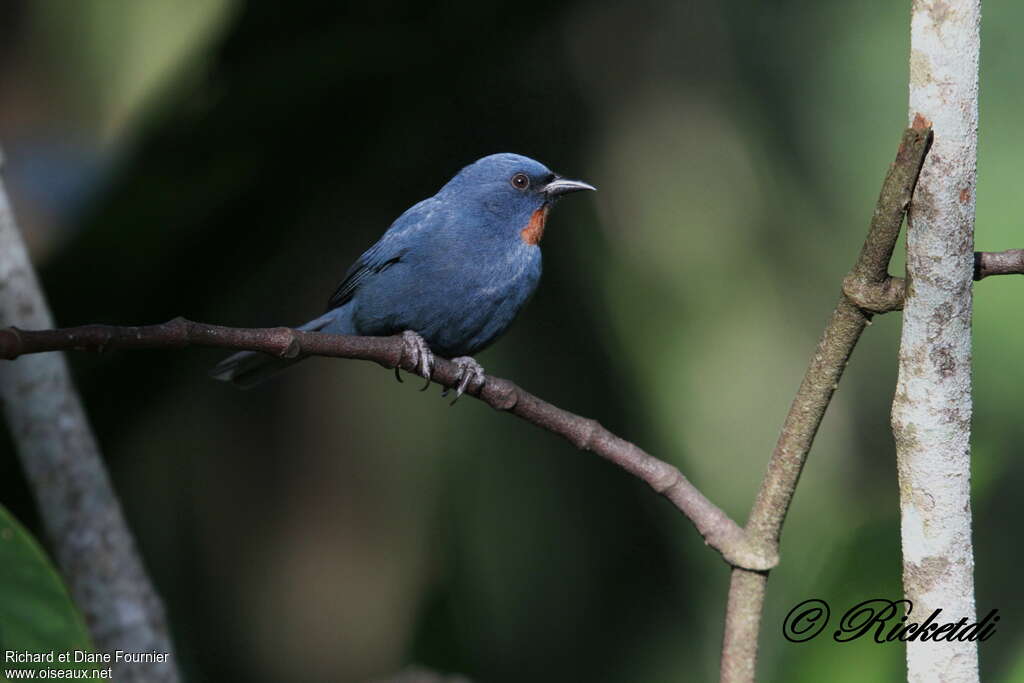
442,153 -> 595,246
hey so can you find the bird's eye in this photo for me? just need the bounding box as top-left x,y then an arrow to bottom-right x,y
510,173 -> 530,190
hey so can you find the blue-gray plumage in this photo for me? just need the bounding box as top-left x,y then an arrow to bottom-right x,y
211,153 -> 594,398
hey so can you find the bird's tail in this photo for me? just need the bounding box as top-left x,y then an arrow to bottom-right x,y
210,309 -> 352,389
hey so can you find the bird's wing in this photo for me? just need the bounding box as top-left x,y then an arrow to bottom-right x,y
326,197 -> 442,311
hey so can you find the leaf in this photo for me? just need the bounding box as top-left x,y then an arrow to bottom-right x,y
0,504 -> 101,681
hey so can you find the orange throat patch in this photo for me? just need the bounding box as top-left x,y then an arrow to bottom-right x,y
520,205 -> 549,245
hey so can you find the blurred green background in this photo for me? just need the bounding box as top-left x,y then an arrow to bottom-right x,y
0,1 -> 1020,681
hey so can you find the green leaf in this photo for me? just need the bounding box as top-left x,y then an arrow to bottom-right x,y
0,504 -> 102,681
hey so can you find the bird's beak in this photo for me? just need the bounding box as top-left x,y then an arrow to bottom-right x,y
543,176 -> 596,199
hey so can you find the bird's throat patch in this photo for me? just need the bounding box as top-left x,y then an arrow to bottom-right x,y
520,205 -> 549,245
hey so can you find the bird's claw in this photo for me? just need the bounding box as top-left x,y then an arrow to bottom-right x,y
396,330 -> 434,389
442,356 -> 486,405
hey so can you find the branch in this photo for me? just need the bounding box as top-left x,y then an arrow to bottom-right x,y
0,319 -> 776,572
0,158 -> 180,682
842,248 -> 1023,309
719,122 -> 933,683
830,247 -> 1021,313
975,249 -> 1024,280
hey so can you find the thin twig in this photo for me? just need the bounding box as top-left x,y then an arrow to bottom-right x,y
0,318 -> 776,571
975,249 -> 1024,280
719,121 -> 933,683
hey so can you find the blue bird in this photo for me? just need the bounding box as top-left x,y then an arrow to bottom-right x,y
211,153 -> 595,400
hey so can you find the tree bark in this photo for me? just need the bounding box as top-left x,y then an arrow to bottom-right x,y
893,1 -> 981,680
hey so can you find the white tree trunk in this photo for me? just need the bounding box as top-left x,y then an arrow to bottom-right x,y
893,1 -> 981,681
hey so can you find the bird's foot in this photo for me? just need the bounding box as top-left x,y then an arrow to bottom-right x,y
441,356 -> 486,405
395,330 -> 434,390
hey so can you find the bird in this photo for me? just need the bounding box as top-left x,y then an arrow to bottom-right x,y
210,153 -> 595,401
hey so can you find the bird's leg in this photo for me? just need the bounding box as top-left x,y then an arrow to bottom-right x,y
442,356 -> 486,405
396,330 -> 434,390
